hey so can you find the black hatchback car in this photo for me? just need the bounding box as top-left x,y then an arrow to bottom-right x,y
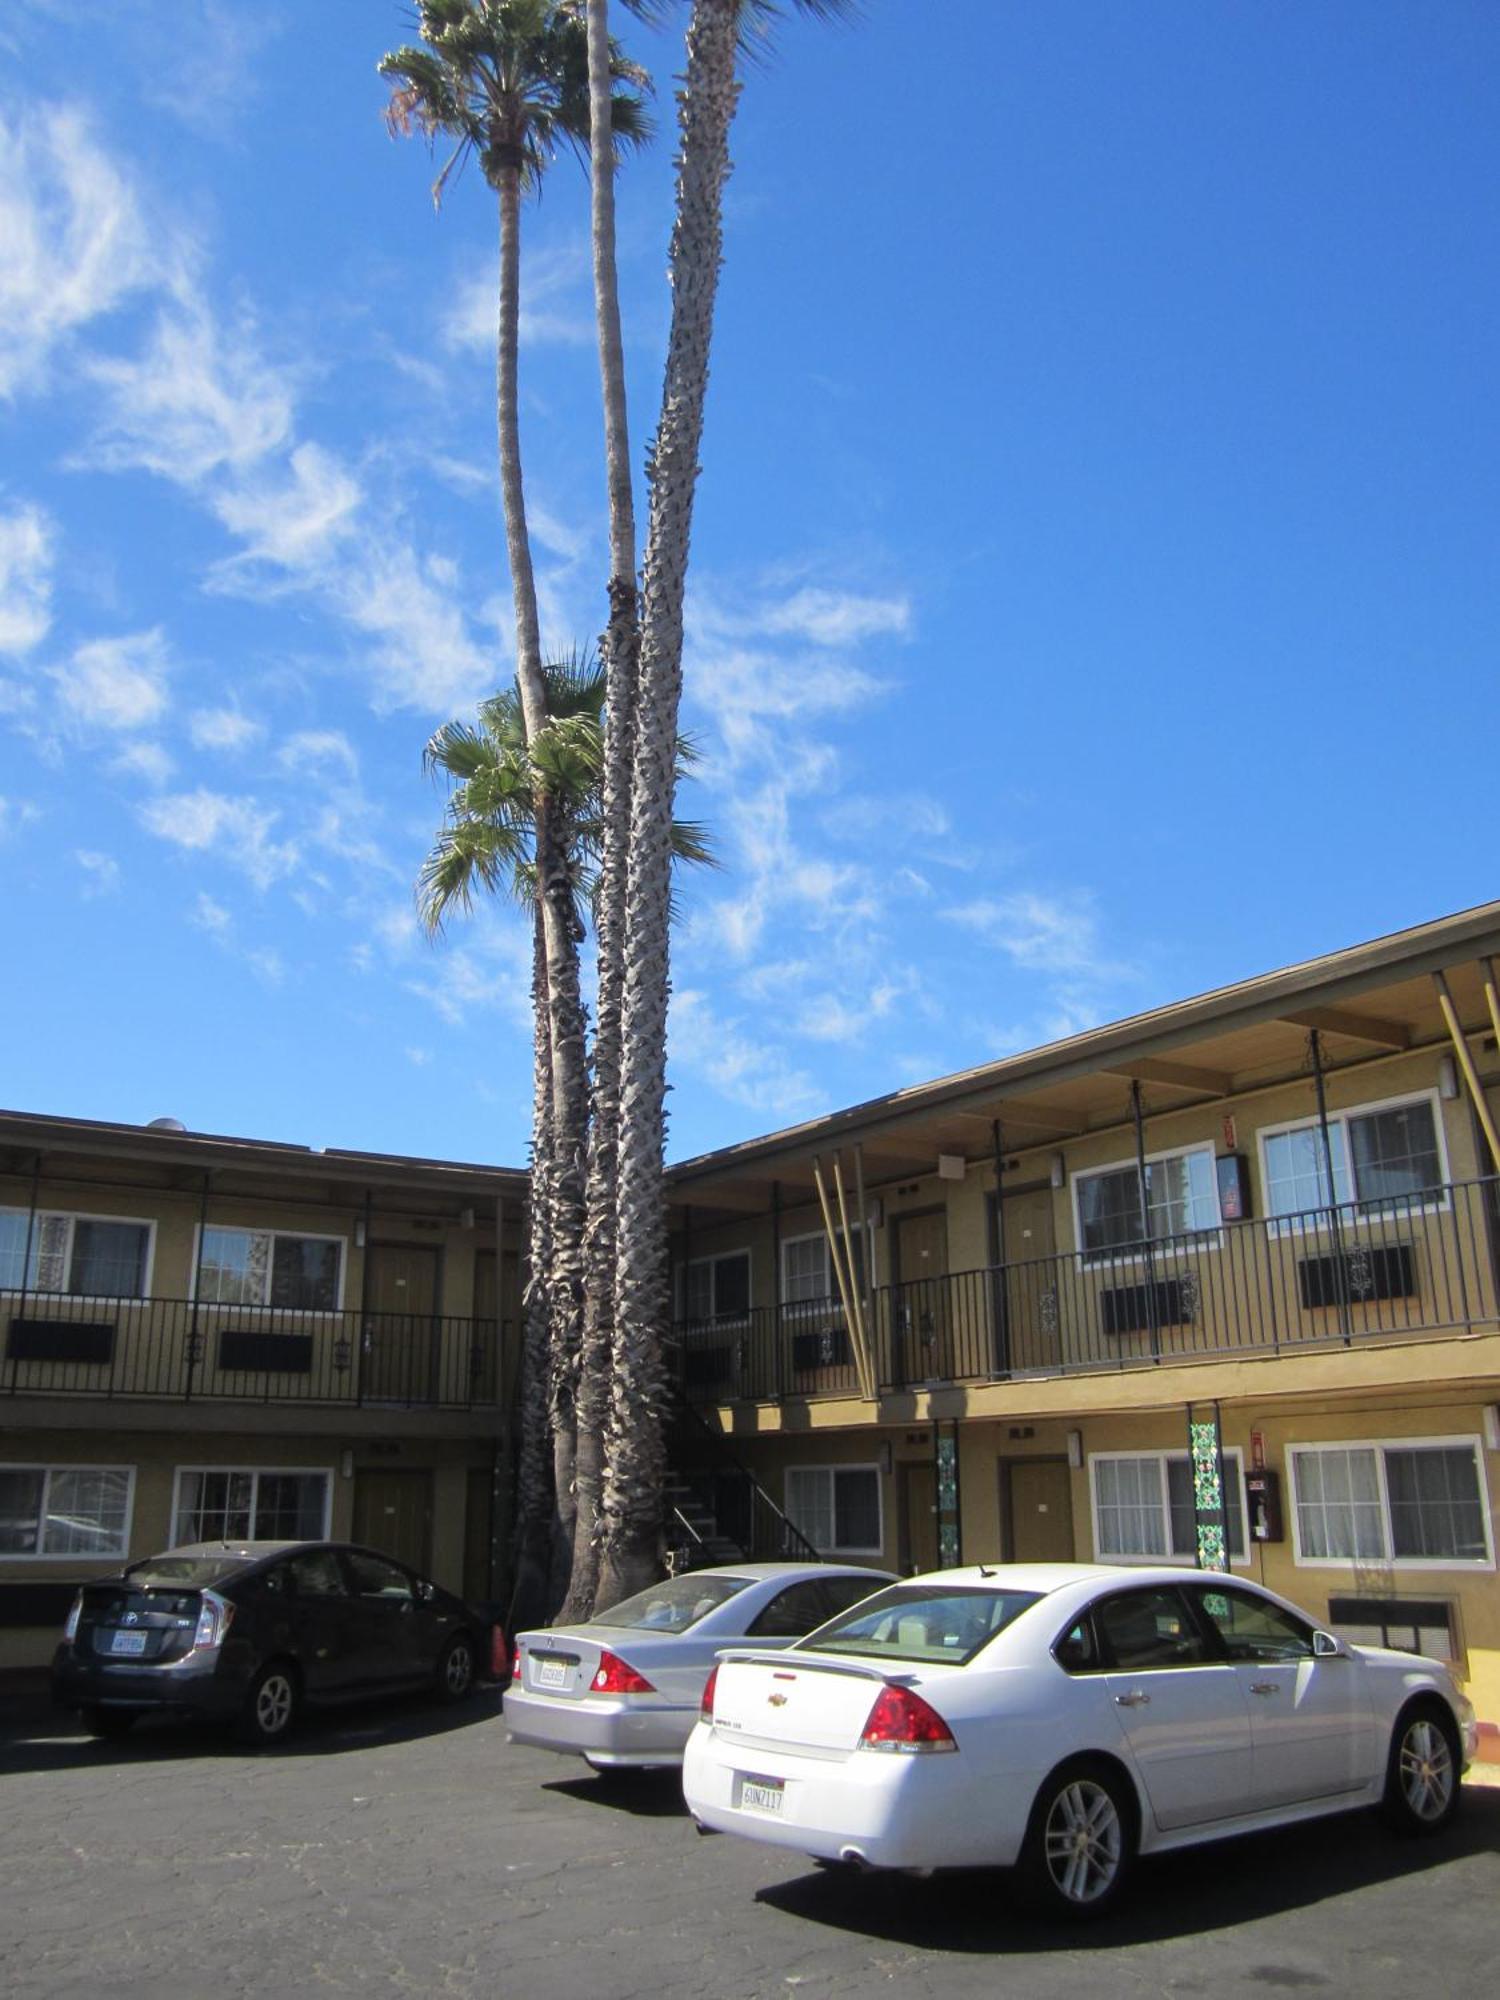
52,1540 -> 486,1746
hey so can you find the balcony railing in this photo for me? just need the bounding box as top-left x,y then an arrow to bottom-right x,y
2,1292 -> 510,1410
675,1176 -> 1500,1405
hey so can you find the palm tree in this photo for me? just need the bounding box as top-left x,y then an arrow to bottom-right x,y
419,658 -> 711,1614
598,0 -> 850,1607
382,1 -> 650,1596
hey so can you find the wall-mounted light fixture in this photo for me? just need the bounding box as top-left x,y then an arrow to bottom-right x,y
1050,1153 -> 1067,1190
353,1216 -> 367,1249
1067,1429 -> 1083,1469
460,1205 -> 476,1231
340,1448 -> 354,1480
1439,1054 -> 1460,1101
937,1153 -> 966,1182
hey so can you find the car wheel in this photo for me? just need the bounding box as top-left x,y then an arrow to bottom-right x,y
1382,1702 -> 1462,1836
80,1706 -> 137,1740
435,1633 -> 476,1703
238,1662 -> 300,1747
1019,1757 -> 1135,1918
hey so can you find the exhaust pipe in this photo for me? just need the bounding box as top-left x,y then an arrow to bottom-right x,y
837,1845 -> 872,1871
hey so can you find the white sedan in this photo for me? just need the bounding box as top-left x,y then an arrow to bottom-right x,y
682,1562 -> 1478,1914
506,1562 -> 894,1772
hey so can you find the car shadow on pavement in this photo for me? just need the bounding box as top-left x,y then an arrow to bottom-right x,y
752,1789 -> 1500,1953
0,1687 -> 507,1776
543,1768 -> 688,1817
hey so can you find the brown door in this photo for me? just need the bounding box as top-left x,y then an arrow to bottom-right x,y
472,1249 -> 520,1404
362,1244 -> 440,1401
1003,1458 -> 1075,1562
1000,1188 -> 1058,1373
352,1467 -> 434,1574
901,1460 -> 939,1575
895,1209 -> 951,1382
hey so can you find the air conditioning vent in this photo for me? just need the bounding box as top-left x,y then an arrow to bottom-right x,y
1296,1244 -> 1415,1309
1100,1280 -> 1186,1338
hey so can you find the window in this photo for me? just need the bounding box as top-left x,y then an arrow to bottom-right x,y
681,1249 -> 750,1323
345,1551 -> 415,1602
0,1210 -> 151,1298
804,1583 -> 1038,1665
0,1464 -> 134,1558
1074,1148 -> 1218,1260
1289,1438 -> 1492,1568
1189,1585 -> 1314,1662
197,1227 -> 343,1311
1090,1451 -> 1248,1564
781,1230 -> 870,1309
1260,1092 -> 1447,1224
172,1467 -> 331,1545
1095,1586 -> 1211,1669
785,1464 -> 882,1555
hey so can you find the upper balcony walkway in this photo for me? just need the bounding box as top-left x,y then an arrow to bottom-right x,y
674,1177 -> 1500,1408
2,1293 -> 507,1412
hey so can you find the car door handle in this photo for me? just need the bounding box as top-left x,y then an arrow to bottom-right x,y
1114,1691 -> 1150,1708
1249,1682 -> 1281,1696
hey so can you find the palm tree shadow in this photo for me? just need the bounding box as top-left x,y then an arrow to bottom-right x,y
752,1792 -> 1500,1954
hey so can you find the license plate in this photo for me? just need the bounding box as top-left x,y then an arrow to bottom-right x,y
739,1776 -> 785,1816
534,1657 -> 569,1690
109,1630 -> 148,1656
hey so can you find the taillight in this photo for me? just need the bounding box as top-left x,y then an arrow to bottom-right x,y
62,1592 -> 82,1645
511,1647 -> 523,1681
192,1590 -> 235,1650
590,1650 -> 656,1695
858,1685 -> 956,1754
700,1663 -> 720,1723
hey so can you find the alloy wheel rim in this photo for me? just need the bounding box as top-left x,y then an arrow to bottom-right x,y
257,1675 -> 293,1735
446,1643 -> 472,1694
1400,1720 -> 1454,1821
1043,1779 -> 1123,1904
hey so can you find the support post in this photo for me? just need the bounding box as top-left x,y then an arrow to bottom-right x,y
1308,1030 -> 1353,1345
1130,1082 -> 1161,1361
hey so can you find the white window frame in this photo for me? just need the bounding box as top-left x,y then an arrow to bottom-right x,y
1256,1088 -> 1452,1234
1088,1448 -> 1251,1568
679,1248 -> 752,1324
191,1225 -> 346,1314
0,1463 -> 136,1561
779,1225 -> 875,1309
784,1463 -> 884,1558
1071,1144 -> 1222,1267
1287,1434 -> 1494,1573
170,1465 -> 334,1546
0,1208 -> 156,1301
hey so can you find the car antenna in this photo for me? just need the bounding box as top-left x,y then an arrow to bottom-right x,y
978,1564 -> 998,1577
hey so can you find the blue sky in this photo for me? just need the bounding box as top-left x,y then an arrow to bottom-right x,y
1,1 -> 1495,1169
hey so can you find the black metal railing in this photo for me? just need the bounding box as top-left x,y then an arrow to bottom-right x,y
669,1399 -> 822,1563
674,1175 -> 1500,1404
1,1291 -> 510,1409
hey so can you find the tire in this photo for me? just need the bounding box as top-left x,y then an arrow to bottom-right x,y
1018,1757 -> 1135,1919
237,1661 -> 300,1747
1382,1701 -> 1462,1836
435,1633 -> 476,1703
80,1706 -> 137,1740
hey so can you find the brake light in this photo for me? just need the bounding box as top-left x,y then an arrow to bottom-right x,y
192,1590 -> 235,1650
858,1685 -> 956,1754
511,1647 -> 523,1681
700,1663 -> 720,1723
62,1592 -> 82,1645
590,1650 -> 656,1695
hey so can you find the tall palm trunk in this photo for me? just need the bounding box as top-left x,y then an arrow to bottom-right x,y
560,0 -> 642,1622
599,0 -> 741,1606
495,160 -> 590,1590
510,906 -> 561,1632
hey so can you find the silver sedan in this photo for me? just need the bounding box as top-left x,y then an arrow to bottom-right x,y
506,1562 -> 895,1771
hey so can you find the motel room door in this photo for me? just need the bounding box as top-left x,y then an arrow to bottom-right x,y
362,1243 -> 440,1402
352,1467 -> 434,1575
1002,1457 -> 1076,1563
996,1185 -> 1058,1374
894,1208 -> 952,1382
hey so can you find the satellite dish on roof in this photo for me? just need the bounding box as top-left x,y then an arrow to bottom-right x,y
146,1116 -> 188,1132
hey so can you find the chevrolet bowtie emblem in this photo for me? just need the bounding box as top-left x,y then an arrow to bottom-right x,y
768,1692 -> 788,1706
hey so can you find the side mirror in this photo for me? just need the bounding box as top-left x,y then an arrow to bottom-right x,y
1312,1629 -> 1344,1659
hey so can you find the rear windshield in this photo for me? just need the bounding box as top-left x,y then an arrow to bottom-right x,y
797,1584 -> 1041,1666
589,1574 -> 751,1635
123,1556 -> 245,1589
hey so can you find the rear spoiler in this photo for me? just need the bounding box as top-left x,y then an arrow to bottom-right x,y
712,1647 -> 916,1688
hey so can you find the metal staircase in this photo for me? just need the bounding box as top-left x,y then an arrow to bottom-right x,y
664,1400 -> 820,1573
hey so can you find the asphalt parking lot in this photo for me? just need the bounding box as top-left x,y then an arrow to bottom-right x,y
1,1686 -> 1497,2000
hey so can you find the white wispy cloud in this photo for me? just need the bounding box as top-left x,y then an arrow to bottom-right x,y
189,887 -> 286,985
135,1 -> 283,142
668,989 -> 824,1121
404,922 -> 534,1031
444,241 -> 593,351
940,890 -> 1126,980
76,848 -> 121,896
211,441 -> 362,572
139,788 -> 298,890
189,706 -> 263,752
0,501 -> 56,654
0,795 -> 41,839
112,740 -> 174,786
760,586 -> 911,648
0,103 -> 165,397
51,628 -> 171,731
277,729 -> 358,776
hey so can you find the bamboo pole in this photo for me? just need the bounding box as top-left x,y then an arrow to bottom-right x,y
812,1154 -> 872,1400
1434,973 -> 1500,1171
833,1149 -> 876,1401
1480,957 -> 1500,1051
